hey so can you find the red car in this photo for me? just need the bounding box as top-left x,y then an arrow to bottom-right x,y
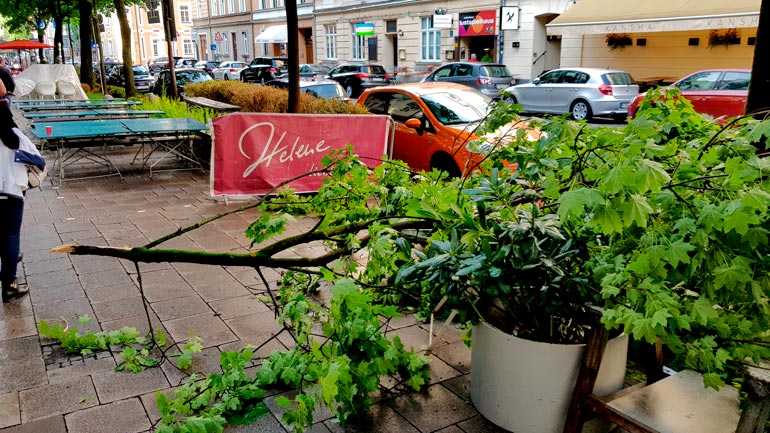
628,69 -> 750,122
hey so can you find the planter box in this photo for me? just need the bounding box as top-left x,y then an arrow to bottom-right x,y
470,321 -> 629,433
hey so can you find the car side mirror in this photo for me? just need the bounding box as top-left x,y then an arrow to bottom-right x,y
405,118 -> 423,136
532,78 -> 541,85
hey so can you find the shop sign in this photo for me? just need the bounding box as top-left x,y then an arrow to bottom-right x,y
458,10 -> 497,36
500,6 -> 519,30
433,15 -> 453,29
355,23 -> 375,36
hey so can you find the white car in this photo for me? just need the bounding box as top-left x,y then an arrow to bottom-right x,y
212,61 -> 249,80
502,67 -> 639,121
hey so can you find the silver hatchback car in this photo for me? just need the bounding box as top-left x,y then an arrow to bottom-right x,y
422,62 -> 515,99
503,68 -> 639,121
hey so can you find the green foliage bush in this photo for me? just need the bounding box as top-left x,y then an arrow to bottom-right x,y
106,85 -> 125,99
185,81 -> 369,114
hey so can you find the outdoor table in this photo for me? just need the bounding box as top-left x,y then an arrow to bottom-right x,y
32,117 -> 209,182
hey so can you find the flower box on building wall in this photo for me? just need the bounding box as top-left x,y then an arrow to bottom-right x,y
605,33 -> 632,49
709,28 -> 740,47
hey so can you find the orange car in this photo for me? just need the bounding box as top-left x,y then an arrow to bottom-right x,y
357,82 -> 499,176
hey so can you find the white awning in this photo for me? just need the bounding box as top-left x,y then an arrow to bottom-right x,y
254,25 -> 288,44
547,0 -> 760,35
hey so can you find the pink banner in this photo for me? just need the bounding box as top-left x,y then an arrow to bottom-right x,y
211,113 -> 392,196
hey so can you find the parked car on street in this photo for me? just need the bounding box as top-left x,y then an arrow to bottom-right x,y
266,78 -> 347,100
106,65 -> 156,93
240,57 -> 288,83
300,63 -> 333,80
357,82 -> 494,177
152,68 -> 212,98
628,69 -> 750,122
148,56 -> 183,74
327,63 -> 390,98
502,67 -> 639,121
421,62 -> 515,99
194,60 -> 221,77
175,58 -> 199,69
212,61 -> 249,80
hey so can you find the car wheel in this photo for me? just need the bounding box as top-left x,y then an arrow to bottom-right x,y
430,154 -> 462,179
224,75 -> 229,80
570,100 -> 593,121
502,94 -> 517,105
345,84 -> 354,98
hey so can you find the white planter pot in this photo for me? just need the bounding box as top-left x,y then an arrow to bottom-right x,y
470,320 -> 629,433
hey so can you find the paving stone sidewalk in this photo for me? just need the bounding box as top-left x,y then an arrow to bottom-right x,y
0,107 -> 506,433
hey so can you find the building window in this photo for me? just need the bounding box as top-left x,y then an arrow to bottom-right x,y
241,31 -> 248,57
183,39 -> 194,56
196,0 -> 202,17
219,0 -> 226,14
137,5 -> 143,25
239,0 -> 246,12
271,0 -> 278,8
180,5 -> 190,22
421,17 -> 441,62
227,0 -> 234,14
107,40 -> 114,57
222,35 -> 229,54
260,0 -> 267,9
351,24 -> 366,60
325,24 -> 337,60
152,40 -> 161,57
211,0 -> 218,16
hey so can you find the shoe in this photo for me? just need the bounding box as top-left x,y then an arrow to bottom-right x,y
2,280 -> 29,303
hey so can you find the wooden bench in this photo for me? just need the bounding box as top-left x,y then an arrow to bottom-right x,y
183,96 -> 240,122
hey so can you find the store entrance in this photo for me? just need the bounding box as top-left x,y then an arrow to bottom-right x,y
467,36 -> 496,62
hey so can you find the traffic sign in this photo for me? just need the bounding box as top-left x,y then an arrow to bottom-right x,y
211,44 -> 217,51
214,32 -> 223,42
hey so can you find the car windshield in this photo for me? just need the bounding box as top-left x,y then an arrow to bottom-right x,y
421,89 -> 491,125
603,72 -> 634,85
363,65 -> 387,75
304,84 -> 345,99
480,65 -> 512,78
177,70 -> 211,85
133,66 -> 150,76
313,65 -> 332,74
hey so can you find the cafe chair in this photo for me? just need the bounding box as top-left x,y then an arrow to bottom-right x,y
56,80 -> 78,100
563,307 -> 770,433
35,80 -> 57,100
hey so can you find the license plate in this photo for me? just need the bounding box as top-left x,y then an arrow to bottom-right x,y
619,102 -> 627,109
371,78 -> 385,82
496,84 -> 506,89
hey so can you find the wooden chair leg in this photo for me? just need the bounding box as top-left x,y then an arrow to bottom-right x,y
563,318 -> 609,433
736,366 -> 770,433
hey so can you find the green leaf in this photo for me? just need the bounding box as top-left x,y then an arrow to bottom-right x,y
76,314 -> 92,325
637,159 -> 671,192
664,241 -> 695,267
692,298 -> 718,325
622,194 -> 654,227
275,396 -> 292,409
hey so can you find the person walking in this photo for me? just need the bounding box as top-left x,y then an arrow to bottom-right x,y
468,53 -> 479,63
0,57 -> 16,107
0,82 -> 45,303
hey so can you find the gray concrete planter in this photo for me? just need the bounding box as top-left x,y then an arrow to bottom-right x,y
470,320 -> 629,433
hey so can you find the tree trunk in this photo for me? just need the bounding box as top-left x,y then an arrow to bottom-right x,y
746,0 -> 770,116
53,16 -> 64,63
114,0 -> 136,96
78,0 -> 94,87
286,0 -> 299,113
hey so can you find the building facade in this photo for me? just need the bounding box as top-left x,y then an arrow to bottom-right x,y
97,0 -> 760,84
311,0 -> 575,82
